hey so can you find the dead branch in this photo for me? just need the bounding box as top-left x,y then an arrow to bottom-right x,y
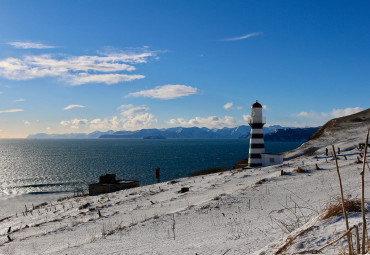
332,145 -> 353,255
361,129 -> 369,253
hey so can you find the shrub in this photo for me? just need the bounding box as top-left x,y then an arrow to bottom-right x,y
294,167 -> 305,173
255,179 -> 266,185
189,167 -> 229,177
322,197 -> 362,220
78,203 -> 91,210
304,147 -> 317,156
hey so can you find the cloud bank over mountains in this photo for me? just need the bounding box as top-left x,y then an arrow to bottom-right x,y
60,104 -> 157,131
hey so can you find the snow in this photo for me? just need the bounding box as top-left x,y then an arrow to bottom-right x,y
0,115 -> 369,254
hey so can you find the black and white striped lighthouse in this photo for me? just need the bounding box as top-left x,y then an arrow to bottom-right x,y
248,100 -> 265,167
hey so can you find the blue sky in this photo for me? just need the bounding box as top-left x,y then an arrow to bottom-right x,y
0,0 -> 368,137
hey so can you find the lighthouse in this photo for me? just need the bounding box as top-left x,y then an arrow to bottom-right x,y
248,100 -> 265,167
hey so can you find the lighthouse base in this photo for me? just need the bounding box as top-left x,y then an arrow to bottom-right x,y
249,163 -> 262,167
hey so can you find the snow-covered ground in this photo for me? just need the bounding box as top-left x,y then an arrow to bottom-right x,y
0,110 -> 369,254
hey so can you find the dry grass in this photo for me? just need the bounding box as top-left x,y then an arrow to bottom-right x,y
152,214 -> 159,219
304,147 -> 317,156
366,238 -> 370,253
322,197 -> 362,220
255,179 -> 266,185
189,167 -> 229,177
78,203 -> 91,210
275,226 -> 316,254
293,166 -> 305,173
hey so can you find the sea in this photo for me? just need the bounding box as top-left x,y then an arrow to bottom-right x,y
0,139 -> 302,217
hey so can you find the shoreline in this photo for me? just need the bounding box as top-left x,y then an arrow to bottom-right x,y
1,145 -> 368,254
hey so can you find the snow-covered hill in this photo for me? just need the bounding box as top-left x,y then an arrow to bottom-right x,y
1,109 -> 369,254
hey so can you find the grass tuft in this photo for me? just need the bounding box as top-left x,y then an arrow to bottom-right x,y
189,167 -> 229,177
322,197 -> 362,220
293,167 -> 305,173
255,178 -> 266,185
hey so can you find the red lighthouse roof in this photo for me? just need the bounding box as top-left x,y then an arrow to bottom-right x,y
252,100 -> 262,108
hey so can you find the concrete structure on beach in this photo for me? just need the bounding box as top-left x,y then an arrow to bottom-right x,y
89,174 -> 139,196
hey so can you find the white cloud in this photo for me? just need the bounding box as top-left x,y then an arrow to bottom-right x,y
68,73 -> 144,85
221,32 -> 263,41
224,102 -> 243,110
263,105 -> 268,110
0,109 -> 24,113
294,107 -> 364,125
61,105 -> 157,131
64,104 -> 86,110
296,111 -> 327,119
118,104 -> 134,111
297,112 -> 314,118
330,107 -> 363,118
121,112 -> 156,130
60,118 -> 88,129
13,98 -> 25,102
297,107 -> 364,120
89,116 -> 121,130
121,106 -> 149,116
224,102 -> 233,109
128,85 -> 198,99
243,114 -> 251,122
168,115 -> 237,129
7,41 -> 56,49
23,120 -> 31,125
0,50 -> 157,85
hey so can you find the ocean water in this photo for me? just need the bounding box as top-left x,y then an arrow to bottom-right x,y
0,139 -> 301,217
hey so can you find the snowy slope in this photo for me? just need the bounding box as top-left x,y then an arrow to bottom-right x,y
0,109 -> 369,254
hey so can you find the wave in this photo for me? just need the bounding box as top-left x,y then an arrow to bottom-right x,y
27,190 -> 73,195
17,182 -> 82,189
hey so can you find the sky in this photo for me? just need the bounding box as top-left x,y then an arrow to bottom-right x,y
0,0 -> 369,138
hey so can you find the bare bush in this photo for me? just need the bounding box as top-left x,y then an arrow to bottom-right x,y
304,147 -> 317,156
255,179 -> 266,185
294,167 -> 305,173
322,197 -> 362,220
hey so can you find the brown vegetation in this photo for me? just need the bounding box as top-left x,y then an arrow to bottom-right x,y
322,197 -> 362,220
189,167 -> 229,177
293,166 -> 305,173
255,178 -> 266,185
304,147 -> 317,156
309,108 -> 370,140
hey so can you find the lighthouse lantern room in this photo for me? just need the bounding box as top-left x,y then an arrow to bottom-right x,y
248,100 -> 265,167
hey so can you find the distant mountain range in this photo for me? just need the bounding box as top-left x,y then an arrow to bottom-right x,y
98,125 -> 290,139
27,130 -> 115,139
263,127 -> 320,142
27,125 -> 319,141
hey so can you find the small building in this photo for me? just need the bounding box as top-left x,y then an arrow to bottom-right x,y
261,153 -> 283,167
89,174 -> 139,196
